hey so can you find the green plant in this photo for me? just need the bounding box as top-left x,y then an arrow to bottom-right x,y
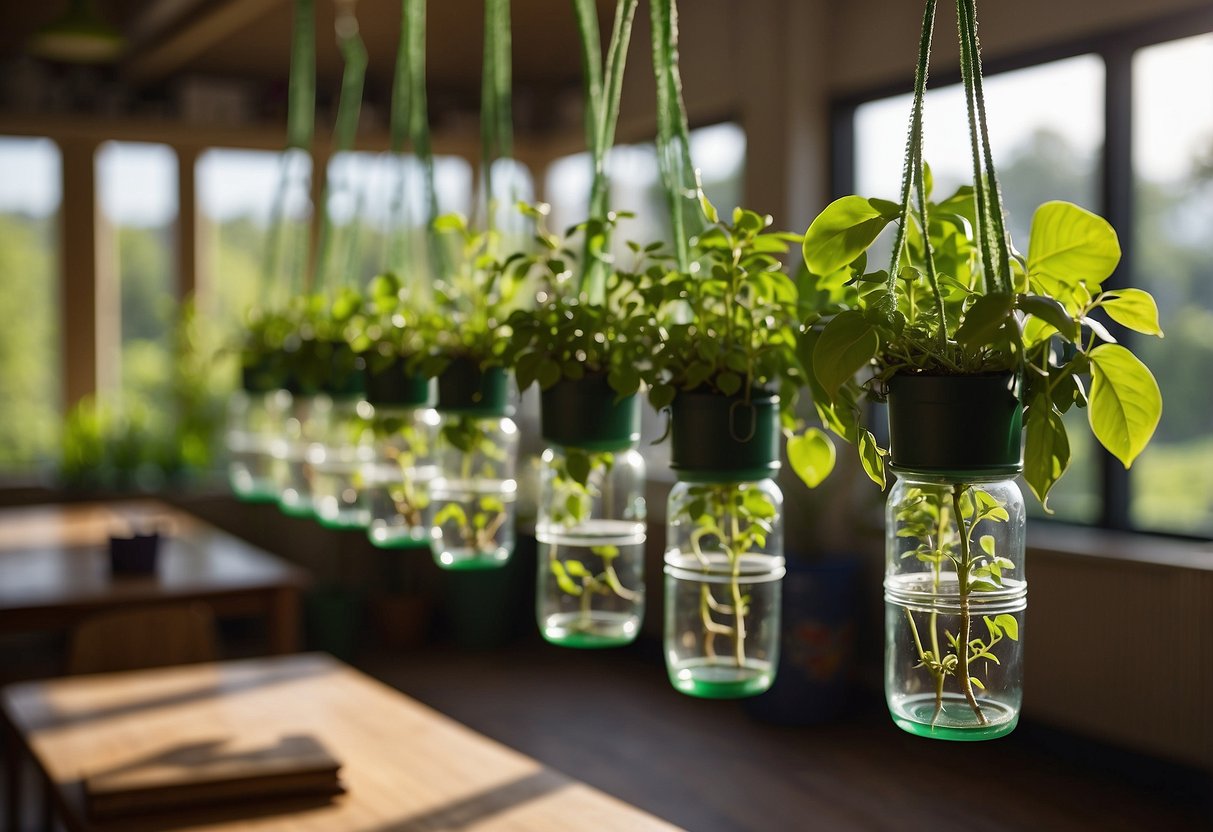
372,412 -> 432,527
427,414 -> 512,553
798,0 -> 1163,505
416,212 -> 531,376
676,483 -> 778,667
643,199 -> 805,411
431,495 -> 509,554
505,206 -> 658,397
544,450 -> 640,622
893,481 -> 1019,727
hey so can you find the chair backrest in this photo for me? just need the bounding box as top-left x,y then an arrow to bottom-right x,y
68,603 -> 218,675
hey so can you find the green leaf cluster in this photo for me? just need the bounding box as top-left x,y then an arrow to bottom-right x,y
504,208 -> 658,398
643,202 -> 805,413
801,187 -> 1163,505
798,0 -> 1162,507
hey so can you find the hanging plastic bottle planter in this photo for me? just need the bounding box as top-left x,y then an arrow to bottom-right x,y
664,390 -> 785,699
362,359 -> 440,548
271,340 -> 326,518
426,358 -> 518,570
883,372 -> 1027,741
535,376 -> 645,648
228,356 -> 291,503
310,344 -> 374,529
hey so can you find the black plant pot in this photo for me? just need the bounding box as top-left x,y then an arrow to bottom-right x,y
109,532 -> 160,576
240,352 -> 289,394
885,371 -> 1023,475
364,357 -> 434,407
670,389 -> 780,482
436,358 -> 510,417
286,340 -> 366,397
539,374 -> 640,451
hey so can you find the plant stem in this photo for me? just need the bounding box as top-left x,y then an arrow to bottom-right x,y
729,508 -> 746,668
951,485 -> 988,725
579,573 -> 593,626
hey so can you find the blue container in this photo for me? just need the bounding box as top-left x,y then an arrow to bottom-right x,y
744,557 -> 860,725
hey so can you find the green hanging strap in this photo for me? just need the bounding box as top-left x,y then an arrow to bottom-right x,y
313,0 -> 368,295
957,0 -> 1012,294
386,0 -> 412,273
650,0 -> 702,276
263,0 -> 315,305
572,0 -> 638,303
480,0 -> 514,236
401,0 -> 445,280
885,0 -> 945,333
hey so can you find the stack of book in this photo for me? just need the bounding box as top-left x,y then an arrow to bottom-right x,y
84,734 -> 344,820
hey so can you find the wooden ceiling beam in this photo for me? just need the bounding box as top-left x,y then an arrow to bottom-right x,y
122,0 -> 287,84
124,0 -> 212,47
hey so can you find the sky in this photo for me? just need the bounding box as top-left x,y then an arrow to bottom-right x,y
0,35 -> 1209,224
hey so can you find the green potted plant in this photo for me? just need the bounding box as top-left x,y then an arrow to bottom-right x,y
643,0 -> 829,699
350,273 -> 439,549
419,213 -> 530,571
799,0 -> 1163,739
504,207 -> 657,647
499,0 -> 652,649
646,196 -> 810,699
418,0 -> 537,571
227,0 -> 315,504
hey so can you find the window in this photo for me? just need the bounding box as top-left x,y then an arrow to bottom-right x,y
197,148 -> 311,335
1130,34 -> 1213,536
545,122 -> 746,254
843,15 -> 1213,538
0,136 -> 61,471
318,151 -> 477,289
95,141 -> 179,412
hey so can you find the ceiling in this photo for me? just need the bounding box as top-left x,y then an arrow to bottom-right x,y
1,0 -> 610,103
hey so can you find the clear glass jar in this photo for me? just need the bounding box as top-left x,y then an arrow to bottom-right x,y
272,392 -> 330,517
536,445 -> 646,648
425,413 -> 519,569
227,388 -> 291,502
664,478 -> 785,698
311,397 -> 376,529
884,471 -> 1027,740
364,405 -> 441,547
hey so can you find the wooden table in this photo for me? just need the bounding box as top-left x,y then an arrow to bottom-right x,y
0,501 -> 306,655
1,653 -> 682,831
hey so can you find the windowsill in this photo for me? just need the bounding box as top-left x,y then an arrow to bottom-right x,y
1027,521 -> 1213,572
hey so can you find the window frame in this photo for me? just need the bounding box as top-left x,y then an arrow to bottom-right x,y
829,6 -> 1213,539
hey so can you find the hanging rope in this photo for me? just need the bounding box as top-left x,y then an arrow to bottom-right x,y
262,0 -> 315,306
313,0 -> 368,295
650,0 -> 702,275
573,0 -> 638,303
479,0 -> 514,236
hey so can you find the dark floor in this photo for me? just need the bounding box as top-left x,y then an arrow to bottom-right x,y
3,627 -> 1210,832
360,635 -> 1212,832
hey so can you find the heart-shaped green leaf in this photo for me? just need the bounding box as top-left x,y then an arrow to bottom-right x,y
1027,201 -> 1121,292
858,429 -> 885,489
802,196 -> 895,276
1023,394 -> 1071,509
1088,344 -> 1162,469
787,428 -> 835,489
811,310 -> 879,399
955,293 -> 1016,346
1099,288 -> 1164,337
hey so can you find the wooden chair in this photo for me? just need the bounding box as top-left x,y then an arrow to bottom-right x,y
67,603 -> 218,675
